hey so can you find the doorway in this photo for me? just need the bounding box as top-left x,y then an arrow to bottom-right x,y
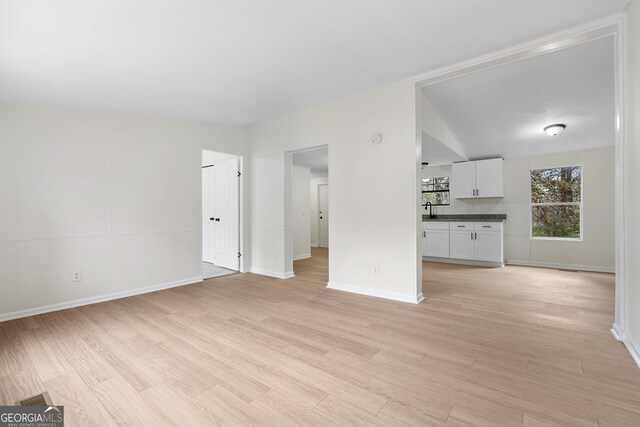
202,149 -> 242,279
414,20 -> 625,343
286,145 -> 329,280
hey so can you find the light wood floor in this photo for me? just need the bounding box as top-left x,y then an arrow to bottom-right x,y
1,248 -> 639,426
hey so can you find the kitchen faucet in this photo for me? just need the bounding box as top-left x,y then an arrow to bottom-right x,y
425,201 -> 434,218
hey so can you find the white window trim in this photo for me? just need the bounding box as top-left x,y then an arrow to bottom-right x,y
529,165 -> 584,242
422,175 -> 450,206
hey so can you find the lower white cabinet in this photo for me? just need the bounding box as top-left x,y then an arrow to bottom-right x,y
424,221 -> 504,265
423,222 -> 450,258
450,229 -> 475,260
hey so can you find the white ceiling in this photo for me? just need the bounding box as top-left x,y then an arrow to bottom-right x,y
0,1 -> 626,124
423,36 -> 616,159
422,132 -> 465,166
292,147 -> 328,177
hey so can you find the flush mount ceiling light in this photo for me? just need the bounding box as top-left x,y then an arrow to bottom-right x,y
544,124 -> 566,136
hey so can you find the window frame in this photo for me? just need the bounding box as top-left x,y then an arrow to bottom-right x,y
529,164 -> 584,241
421,175 -> 450,207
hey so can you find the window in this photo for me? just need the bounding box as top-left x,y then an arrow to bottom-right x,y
422,176 -> 450,206
530,166 -> 582,239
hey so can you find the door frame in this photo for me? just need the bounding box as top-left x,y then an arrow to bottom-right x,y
201,150 -> 246,274
413,16 -> 627,342
284,144 -> 329,278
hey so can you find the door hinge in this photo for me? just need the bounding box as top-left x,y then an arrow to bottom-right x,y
238,252 -> 241,258
237,171 -> 241,177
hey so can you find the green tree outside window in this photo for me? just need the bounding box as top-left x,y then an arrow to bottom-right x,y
530,166 -> 582,239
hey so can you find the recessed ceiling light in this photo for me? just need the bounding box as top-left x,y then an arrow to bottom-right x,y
544,124 -> 566,136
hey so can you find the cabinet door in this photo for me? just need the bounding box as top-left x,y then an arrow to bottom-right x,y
450,230 -> 475,260
475,159 -> 503,198
425,230 -> 450,258
474,231 -> 503,262
451,162 -> 476,198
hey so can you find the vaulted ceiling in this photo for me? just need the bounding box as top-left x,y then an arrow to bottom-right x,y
423,36 -> 615,159
0,0 -> 627,124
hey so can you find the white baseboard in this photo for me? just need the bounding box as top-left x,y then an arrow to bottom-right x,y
611,324 -> 624,341
311,244 -> 319,248
327,282 -> 424,304
506,260 -> 615,273
250,267 -> 295,279
624,337 -> 640,369
423,257 -> 503,268
0,276 -> 203,323
610,324 -> 640,369
293,254 -> 311,261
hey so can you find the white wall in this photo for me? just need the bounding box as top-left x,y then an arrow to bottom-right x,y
0,104 -> 248,319
202,149 -> 237,166
624,0 -> 640,361
422,95 -> 467,160
292,165 -> 311,260
249,79 -> 421,301
310,176 -> 329,247
422,147 -> 615,271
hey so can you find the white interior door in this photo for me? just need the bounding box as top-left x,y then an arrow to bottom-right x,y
214,158 -> 240,271
318,184 -> 329,248
202,166 -> 215,264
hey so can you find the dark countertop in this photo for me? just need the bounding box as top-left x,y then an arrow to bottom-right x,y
422,214 -> 507,222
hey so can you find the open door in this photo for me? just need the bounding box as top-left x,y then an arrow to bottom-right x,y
318,184 -> 329,248
202,166 -> 216,263
214,157 -> 240,271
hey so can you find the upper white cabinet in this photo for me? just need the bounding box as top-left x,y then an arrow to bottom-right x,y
451,158 -> 503,198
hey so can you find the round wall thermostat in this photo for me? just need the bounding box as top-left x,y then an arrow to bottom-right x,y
370,132 -> 382,144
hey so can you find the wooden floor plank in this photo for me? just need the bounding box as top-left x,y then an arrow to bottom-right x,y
0,248 -> 638,426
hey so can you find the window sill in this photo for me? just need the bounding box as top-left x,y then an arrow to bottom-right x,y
530,237 -> 583,242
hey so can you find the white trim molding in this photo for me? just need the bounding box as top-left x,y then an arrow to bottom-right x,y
506,260 -> 615,274
327,282 -> 424,304
0,276 -> 203,323
250,268 -> 295,279
415,14 -> 629,364
624,338 -> 640,369
293,254 -> 311,261
424,257 -> 504,268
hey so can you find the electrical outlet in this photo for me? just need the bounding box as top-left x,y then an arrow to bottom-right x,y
372,266 -> 379,276
72,271 -> 82,282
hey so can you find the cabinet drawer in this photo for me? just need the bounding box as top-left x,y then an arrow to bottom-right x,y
450,222 -> 472,230
473,222 -> 502,231
423,221 -> 449,231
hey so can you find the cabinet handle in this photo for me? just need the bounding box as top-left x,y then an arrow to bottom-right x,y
457,225 -> 465,228
482,225 -> 491,228
476,189 -> 479,196
475,232 -> 478,240
423,231 -> 426,238
470,232 -> 473,240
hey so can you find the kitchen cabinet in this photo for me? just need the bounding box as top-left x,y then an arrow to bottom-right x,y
423,221 -> 504,266
423,222 -> 450,258
451,158 -> 503,199
450,223 -> 475,260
